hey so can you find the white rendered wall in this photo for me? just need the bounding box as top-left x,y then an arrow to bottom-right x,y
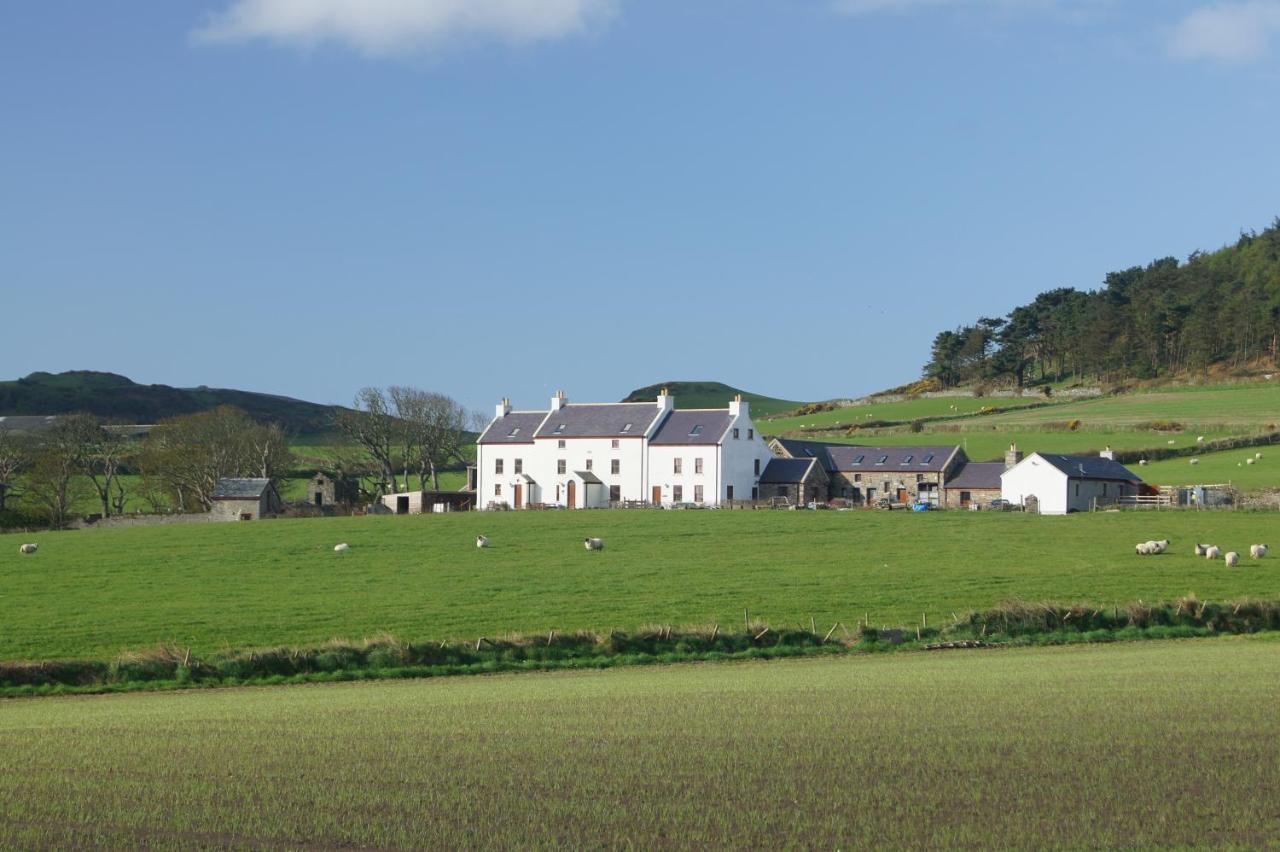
1001,456 -> 1068,515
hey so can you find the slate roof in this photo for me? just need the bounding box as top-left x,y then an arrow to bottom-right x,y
212,478 -> 273,500
944,462 -> 1005,490
533,403 -> 663,439
759,457 -> 819,484
572,470 -> 604,485
774,438 -> 959,473
477,411 -> 548,445
649,410 -> 734,445
1033,454 -> 1142,482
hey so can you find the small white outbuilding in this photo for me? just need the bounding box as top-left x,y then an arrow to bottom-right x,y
1001,451 -> 1144,515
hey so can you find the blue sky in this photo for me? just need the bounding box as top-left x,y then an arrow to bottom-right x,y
3,1 -> 1279,414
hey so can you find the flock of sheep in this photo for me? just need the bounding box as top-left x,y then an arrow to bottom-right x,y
1135,538 -> 1267,567
1137,445 -> 1264,468
328,536 -> 607,553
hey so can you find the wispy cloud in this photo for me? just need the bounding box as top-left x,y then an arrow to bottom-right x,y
831,0 -> 1069,16
1168,1 -> 1280,62
194,0 -> 618,56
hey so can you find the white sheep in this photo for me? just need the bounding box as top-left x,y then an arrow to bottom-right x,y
1190,458 -> 1199,465
1138,459 -> 1148,466
1167,440 -> 1176,445
1205,546 -> 1221,560
1256,452 -> 1263,459
476,535 -> 490,549
1193,543 -> 1207,556
1250,544 -> 1268,559
333,543 -> 349,552
584,537 -> 605,551
1135,542 -> 1154,555
1225,551 -> 1240,568
1197,436 -> 1205,443
18,543 -> 38,555
1247,458 -> 1256,466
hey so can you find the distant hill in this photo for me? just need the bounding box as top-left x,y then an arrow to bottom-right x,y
621,381 -> 803,416
0,371 -> 345,435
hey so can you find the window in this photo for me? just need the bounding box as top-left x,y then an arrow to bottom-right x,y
611,439 -> 620,449
854,473 -> 862,482
585,459 -> 593,471
754,459 -> 761,475
621,422 -> 633,433
514,458 -> 523,474
609,485 -> 621,502
674,458 -> 683,474
557,460 -> 566,475
883,481 -> 890,492
690,425 -> 703,436
1075,482 -> 1080,497
494,484 -> 502,496
903,455 -> 913,464
695,458 -> 704,474
494,459 -> 504,474
611,459 -> 620,475
733,428 -> 740,439
694,485 -> 704,503
876,455 -> 888,465
558,439 -> 566,449
508,427 -> 521,437
673,485 -> 683,502
553,423 -> 566,434
922,454 -> 934,465
728,485 -> 736,500
748,429 -> 754,440
1102,483 -> 1108,497
853,455 -> 865,464
916,474 -> 923,483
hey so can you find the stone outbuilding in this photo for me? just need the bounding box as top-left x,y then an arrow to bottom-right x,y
771,438 -> 965,506
758,457 -> 829,505
210,478 -> 282,521
940,462 -> 1005,509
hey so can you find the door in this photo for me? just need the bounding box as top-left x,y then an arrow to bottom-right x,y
314,492 -> 323,507
567,480 -> 577,509
652,486 -> 662,505
513,483 -> 523,509
396,495 -> 409,514
898,488 -> 909,503
960,490 -> 971,508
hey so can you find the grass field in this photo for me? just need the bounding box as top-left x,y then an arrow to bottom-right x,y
1,639 -> 1277,847
1144,446 -> 1280,490
4,510 -> 1279,662
760,394 -> 1040,432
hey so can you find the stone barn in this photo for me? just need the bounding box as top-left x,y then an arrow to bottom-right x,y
210,478 -> 282,521
308,473 -> 336,508
758,457 -> 829,505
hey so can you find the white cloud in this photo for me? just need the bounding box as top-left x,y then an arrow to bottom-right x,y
194,0 -> 617,56
1168,1 -> 1280,62
831,0 -> 1065,15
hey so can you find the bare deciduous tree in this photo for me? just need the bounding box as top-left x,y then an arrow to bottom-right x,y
336,388 -> 400,495
0,426 -> 31,512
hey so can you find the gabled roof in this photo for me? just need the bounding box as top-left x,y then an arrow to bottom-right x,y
477,411 -> 548,444
774,438 -> 959,473
945,462 -> 1005,490
1030,453 -> 1142,482
650,409 -> 733,445
533,403 -> 663,439
212,478 -> 274,500
759,457 -> 819,484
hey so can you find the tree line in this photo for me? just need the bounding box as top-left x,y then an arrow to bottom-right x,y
922,219 -> 1280,388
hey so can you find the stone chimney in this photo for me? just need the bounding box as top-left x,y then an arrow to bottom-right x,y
550,389 -> 567,412
1004,443 -> 1023,470
495,397 -> 511,419
728,393 -> 748,419
656,387 -> 674,413
1100,445 -> 1115,461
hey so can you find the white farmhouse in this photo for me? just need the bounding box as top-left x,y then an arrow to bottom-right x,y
475,389 -> 775,509
1001,450 -> 1143,515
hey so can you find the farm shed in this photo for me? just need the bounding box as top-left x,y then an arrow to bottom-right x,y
379,490 -> 476,514
758,457 -> 829,505
941,462 -> 1004,509
210,478 -> 282,521
1001,451 -> 1143,515
770,438 -> 965,506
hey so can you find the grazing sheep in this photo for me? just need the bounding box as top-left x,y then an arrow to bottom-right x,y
1256,452 -> 1263,459
1138,459 -> 1148,466
1247,458 -> 1256,466
583,537 -> 605,551
1197,436 -> 1205,443
1225,551 -> 1240,568
476,535 -> 490,549
1190,458 -> 1199,465
1167,440 -> 1176,445
18,543 -> 38,555
333,543 -> 349,553
1205,546 -> 1221,560
1135,542 -> 1154,555
1193,543 -> 1208,556
1250,544 -> 1268,559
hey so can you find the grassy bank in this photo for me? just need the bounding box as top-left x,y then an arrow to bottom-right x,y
4,510 -> 1280,661
2,639 -> 1277,847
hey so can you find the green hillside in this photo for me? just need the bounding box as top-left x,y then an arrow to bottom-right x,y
0,371 -> 345,434
622,381 -> 803,416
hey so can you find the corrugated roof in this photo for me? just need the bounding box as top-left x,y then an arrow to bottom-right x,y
945,462 -> 1005,490
477,411 -> 548,444
650,410 -> 733,445
1033,454 -> 1142,482
759,457 -> 817,484
774,438 -> 958,473
211,478 -> 273,499
533,403 -> 663,439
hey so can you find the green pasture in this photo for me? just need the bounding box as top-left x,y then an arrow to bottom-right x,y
3,510 -> 1278,662
1143,445 -> 1280,490
973,382 -> 1280,430
1,639 -> 1277,847
761,394 -> 1040,432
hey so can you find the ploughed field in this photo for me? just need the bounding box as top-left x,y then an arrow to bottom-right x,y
2,639 -> 1277,848
3,510 -> 1279,662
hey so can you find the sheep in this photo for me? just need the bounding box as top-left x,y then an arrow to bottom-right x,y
18,543 -> 38,555
333,543 -> 349,553
1256,452 -> 1263,459
1167,440 -> 1176,445
1190,458 -> 1199,465
1205,545 -> 1221,560
1197,436 -> 1205,443
1225,551 -> 1240,568
1138,459 -> 1148,466
1135,542 -> 1154,555
1193,543 -> 1208,556
1250,544 -> 1268,559
583,537 -> 605,551
1247,458 -> 1256,466
476,535 -> 490,549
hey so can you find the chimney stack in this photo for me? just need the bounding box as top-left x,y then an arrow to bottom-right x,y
728,393 -> 747,418
550,389 -> 567,412
1100,445 -> 1114,461
495,397 -> 511,419
656,387 -> 674,413
1004,443 -> 1023,470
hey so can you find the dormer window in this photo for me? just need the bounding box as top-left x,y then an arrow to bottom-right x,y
553,423 -> 566,434
690,425 -> 703,436
621,423 -> 633,433
508,427 -> 521,437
